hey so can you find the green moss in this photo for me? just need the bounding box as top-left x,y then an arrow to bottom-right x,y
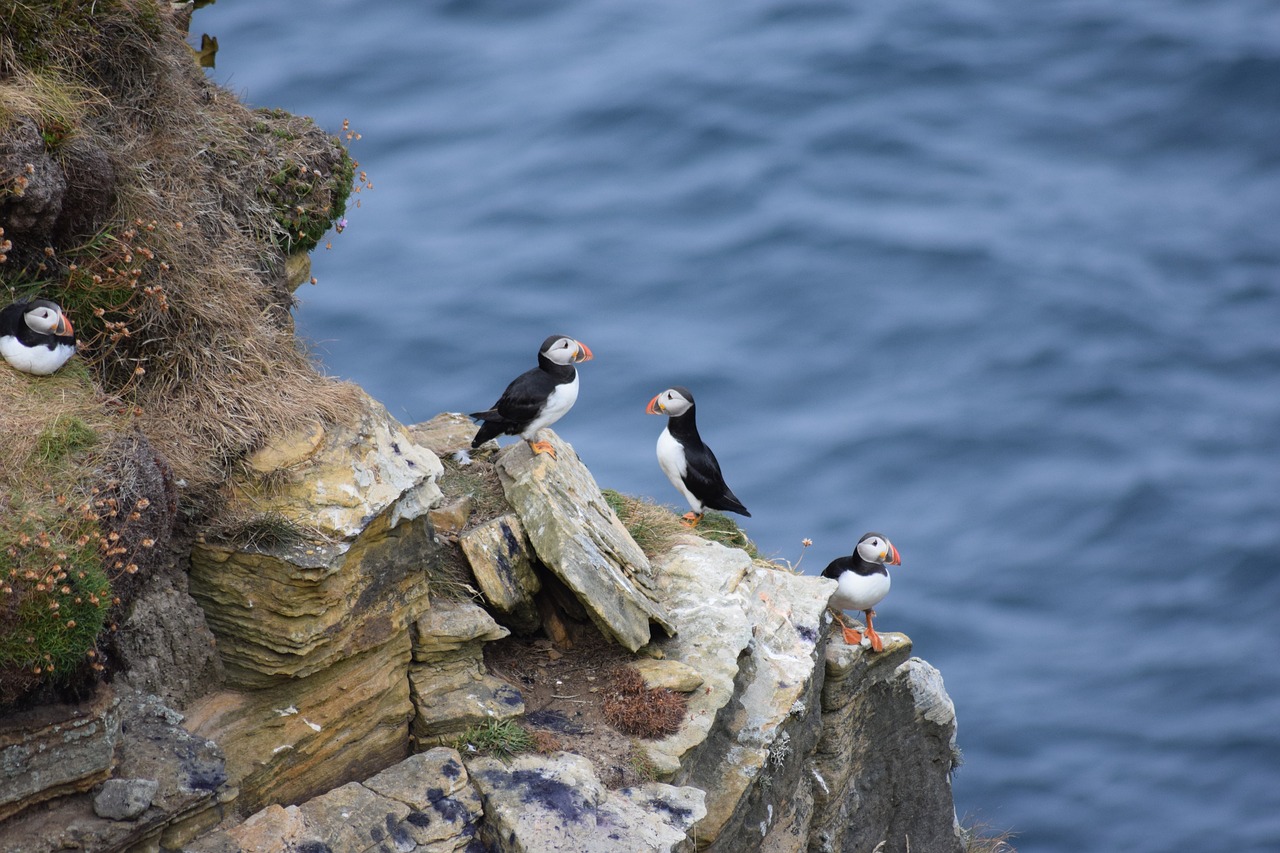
693,510 -> 760,559
250,109 -> 356,254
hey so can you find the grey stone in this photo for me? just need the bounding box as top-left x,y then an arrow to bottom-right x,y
409,599 -> 523,747
639,537 -> 837,847
460,514 -> 542,632
0,691 -> 227,853
113,574 -> 223,709
0,688 -> 120,822
808,642 -> 964,853
496,431 -> 674,651
93,778 -> 159,820
468,751 -> 706,852
0,117 -> 67,239
187,748 -> 482,853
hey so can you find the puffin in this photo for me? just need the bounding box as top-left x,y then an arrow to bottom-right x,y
470,334 -> 593,459
645,386 -> 751,527
822,532 -> 902,652
0,298 -> 76,375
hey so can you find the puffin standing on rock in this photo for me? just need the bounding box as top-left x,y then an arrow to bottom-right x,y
646,386 -> 751,527
1,298 -> 76,375
470,334 -> 593,459
823,532 -> 902,652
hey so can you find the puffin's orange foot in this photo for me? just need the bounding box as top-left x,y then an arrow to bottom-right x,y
864,627 -> 884,653
831,611 -> 864,645
841,625 -> 865,645
528,440 -> 557,459
680,512 -> 703,528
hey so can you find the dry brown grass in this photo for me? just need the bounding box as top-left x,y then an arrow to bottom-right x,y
0,2 -> 358,701
1,2 -> 356,497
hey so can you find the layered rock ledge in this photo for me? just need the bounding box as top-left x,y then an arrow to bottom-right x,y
2,412 -> 963,853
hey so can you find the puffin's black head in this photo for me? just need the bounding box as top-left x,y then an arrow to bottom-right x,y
646,386 -> 695,416
23,299 -> 74,338
539,334 -> 593,365
856,532 -> 901,566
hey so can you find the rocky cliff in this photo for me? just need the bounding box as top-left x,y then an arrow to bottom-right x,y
0,4 -> 967,852
0,410 -> 964,852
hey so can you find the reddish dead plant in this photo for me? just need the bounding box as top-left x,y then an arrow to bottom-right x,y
602,666 -> 687,739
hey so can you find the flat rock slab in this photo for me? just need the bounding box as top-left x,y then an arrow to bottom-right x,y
188,748 -> 482,853
460,514 -> 542,633
409,412 -> 479,457
496,431 -> 673,651
468,751 -> 705,852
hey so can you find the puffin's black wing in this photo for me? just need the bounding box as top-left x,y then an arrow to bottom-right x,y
471,366 -> 559,445
821,555 -> 855,581
0,302 -> 25,336
683,441 -> 751,517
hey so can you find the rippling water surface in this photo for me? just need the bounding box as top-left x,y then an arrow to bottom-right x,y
201,2 -> 1280,849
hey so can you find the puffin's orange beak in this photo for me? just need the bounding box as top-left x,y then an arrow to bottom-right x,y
646,394 -> 663,415
573,341 -> 593,363
887,543 -> 901,566
54,314 -> 73,337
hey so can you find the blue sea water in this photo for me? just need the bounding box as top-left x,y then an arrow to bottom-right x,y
199,2 -> 1280,850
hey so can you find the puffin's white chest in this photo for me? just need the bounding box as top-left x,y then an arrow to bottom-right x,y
831,569 -> 891,613
657,428 -> 702,511
522,372 -> 578,438
0,336 -> 75,375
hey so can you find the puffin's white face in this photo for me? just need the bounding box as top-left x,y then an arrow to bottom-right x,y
25,303 -> 68,335
543,337 -> 592,365
856,535 -> 901,566
647,388 -> 692,417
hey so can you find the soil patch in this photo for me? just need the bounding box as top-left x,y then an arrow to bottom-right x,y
485,626 -> 661,789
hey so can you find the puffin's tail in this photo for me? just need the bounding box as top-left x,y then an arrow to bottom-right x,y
713,490 -> 751,518
470,410 -> 505,448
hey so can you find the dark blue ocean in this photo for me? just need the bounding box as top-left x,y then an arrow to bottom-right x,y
199,2 -> 1280,850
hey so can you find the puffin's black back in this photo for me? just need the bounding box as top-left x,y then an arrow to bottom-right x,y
470,335 -> 577,447
666,390 -> 751,517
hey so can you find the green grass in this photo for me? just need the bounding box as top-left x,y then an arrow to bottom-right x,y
0,492 -> 112,696
33,415 -> 97,464
694,510 -> 760,559
450,718 -> 533,760
438,453 -> 510,523
626,742 -> 660,782
603,489 -> 761,559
